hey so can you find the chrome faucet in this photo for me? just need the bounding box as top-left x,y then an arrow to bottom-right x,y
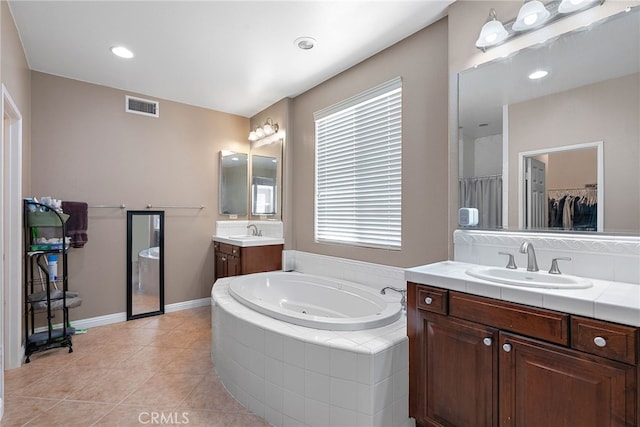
519,240 -> 539,272
246,224 -> 261,236
380,286 -> 406,311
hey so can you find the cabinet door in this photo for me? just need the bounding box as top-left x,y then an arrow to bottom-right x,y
214,251 -> 228,280
227,255 -> 241,277
417,312 -> 497,427
499,332 -> 636,427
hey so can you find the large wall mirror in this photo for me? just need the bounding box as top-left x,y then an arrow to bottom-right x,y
251,155 -> 278,215
127,210 -> 164,320
219,151 -> 248,215
458,7 -> 639,234
250,138 -> 283,218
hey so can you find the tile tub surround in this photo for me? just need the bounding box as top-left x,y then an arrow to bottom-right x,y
453,229 -> 640,285
282,250 -> 407,291
212,278 -> 411,427
405,261 -> 640,327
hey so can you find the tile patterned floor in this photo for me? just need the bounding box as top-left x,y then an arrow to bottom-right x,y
2,306 -> 269,427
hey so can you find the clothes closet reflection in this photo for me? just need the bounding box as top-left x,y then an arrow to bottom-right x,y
127,210 -> 164,320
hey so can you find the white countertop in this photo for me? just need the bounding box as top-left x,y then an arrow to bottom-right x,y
405,261 -> 640,327
212,235 -> 284,247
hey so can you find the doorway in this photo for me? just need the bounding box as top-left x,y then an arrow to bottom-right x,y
2,86 -> 23,420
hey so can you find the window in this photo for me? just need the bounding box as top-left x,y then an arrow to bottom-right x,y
314,77 -> 402,249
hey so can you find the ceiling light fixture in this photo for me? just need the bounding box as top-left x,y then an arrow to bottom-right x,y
248,118 -> 279,142
528,69 -> 549,80
110,46 -> 134,59
475,0 -> 605,51
294,37 -> 316,50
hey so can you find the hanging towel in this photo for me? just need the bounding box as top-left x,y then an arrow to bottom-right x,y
62,201 -> 88,248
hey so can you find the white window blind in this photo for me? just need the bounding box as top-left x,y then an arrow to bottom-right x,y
314,77 -> 402,249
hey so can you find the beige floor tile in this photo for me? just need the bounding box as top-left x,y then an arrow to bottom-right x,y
92,404 -> 177,426
163,349 -> 214,375
119,345 -> 190,371
25,400 -> 114,427
178,410 -> 242,426
2,308 -> 261,427
12,365 -> 97,400
66,368 -> 155,403
0,395 -> 60,426
72,343 -> 145,369
179,374 -> 246,413
122,372 -> 205,407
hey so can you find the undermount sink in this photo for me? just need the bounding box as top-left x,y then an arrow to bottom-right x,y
466,266 -> 593,289
228,235 -> 265,239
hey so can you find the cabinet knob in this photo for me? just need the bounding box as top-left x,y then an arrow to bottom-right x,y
221,256 -> 227,261
483,338 -> 492,347
502,343 -> 512,352
593,336 -> 607,347
424,297 -> 433,305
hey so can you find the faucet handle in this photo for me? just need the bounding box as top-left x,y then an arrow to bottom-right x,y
498,252 -> 518,269
549,257 -> 572,275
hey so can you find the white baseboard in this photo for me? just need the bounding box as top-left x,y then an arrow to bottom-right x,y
34,297 -> 212,333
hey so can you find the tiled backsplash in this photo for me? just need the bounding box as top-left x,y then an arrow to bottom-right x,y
454,230 -> 640,285
215,220 -> 283,238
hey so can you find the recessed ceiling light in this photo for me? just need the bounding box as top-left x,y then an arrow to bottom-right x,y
111,46 -> 134,59
529,70 -> 549,80
294,37 -> 316,50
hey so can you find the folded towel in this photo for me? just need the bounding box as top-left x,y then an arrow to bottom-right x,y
62,201 -> 88,248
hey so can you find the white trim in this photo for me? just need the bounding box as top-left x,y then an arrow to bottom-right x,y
517,141 -> 603,231
165,297 -> 211,312
34,297 -> 212,333
2,85 -> 23,374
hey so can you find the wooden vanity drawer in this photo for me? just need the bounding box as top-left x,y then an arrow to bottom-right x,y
415,284 -> 448,315
571,316 -> 638,365
217,242 -> 239,256
449,292 -> 569,345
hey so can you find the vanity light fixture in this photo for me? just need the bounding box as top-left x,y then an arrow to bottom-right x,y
248,118 -> 279,142
513,0 -> 551,31
476,9 -> 509,49
475,0 -> 605,51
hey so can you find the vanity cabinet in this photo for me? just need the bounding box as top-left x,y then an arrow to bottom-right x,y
213,241 -> 283,280
407,282 -> 638,427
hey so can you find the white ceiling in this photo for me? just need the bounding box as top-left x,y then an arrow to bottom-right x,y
9,0 -> 455,118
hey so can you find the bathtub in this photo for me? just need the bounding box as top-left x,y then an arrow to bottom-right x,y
212,271 -> 410,427
138,246 -> 159,295
228,272 -> 402,330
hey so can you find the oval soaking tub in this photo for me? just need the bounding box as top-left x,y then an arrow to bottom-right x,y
228,271 -> 402,331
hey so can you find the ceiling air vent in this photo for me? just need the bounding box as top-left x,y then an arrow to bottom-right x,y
125,95 -> 159,118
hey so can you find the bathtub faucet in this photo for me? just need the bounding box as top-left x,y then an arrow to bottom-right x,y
246,224 -> 262,236
380,286 -> 406,311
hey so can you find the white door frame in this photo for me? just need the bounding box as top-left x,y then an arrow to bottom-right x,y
518,141 -> 603,231
2,84 -> 23,381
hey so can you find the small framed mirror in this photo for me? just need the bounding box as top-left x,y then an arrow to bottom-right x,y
251,155 -> 278,215
219,151 -> 248,215
127,210 -> 164,320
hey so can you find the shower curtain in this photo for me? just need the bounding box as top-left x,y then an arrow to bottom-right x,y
459,175 -> 502,229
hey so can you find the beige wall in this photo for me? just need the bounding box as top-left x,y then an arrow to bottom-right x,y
289,18 -> 450,268
30,72 -> 249,319
2,1 -> 31,194
508,73 -> 640,232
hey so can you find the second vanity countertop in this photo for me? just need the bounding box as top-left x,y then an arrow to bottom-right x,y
406,261 -> 640,327
212,235 -> 284,247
